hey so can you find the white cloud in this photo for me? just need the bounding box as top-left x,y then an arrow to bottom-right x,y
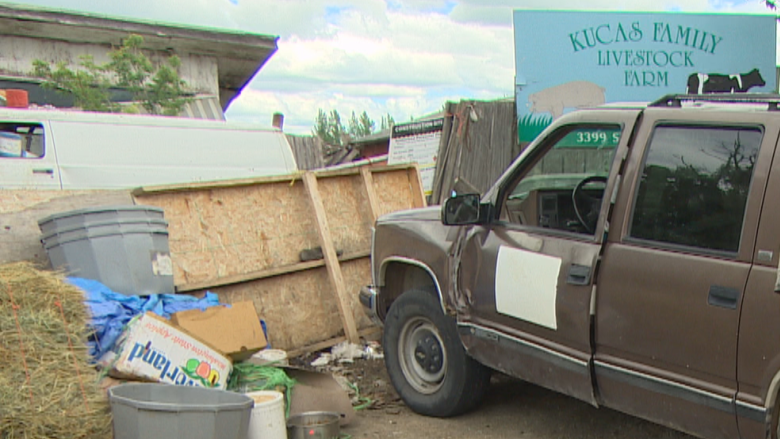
227,5 -> 515,133
229,2 -> 514,132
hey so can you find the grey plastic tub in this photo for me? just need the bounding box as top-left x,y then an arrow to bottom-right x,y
40,217 -> 169,243
38,205 -> 174,296
38,205 -> 165,235
109,383 -> 253,439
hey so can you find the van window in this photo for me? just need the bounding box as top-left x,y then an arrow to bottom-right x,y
0,123 -> 45,159
630,125 -> 762,253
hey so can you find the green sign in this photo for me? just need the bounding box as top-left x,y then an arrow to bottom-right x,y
556,128 -> 621,148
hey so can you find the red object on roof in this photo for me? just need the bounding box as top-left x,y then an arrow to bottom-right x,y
5,89 -> 29,108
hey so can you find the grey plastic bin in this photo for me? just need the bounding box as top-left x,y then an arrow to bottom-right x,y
109,383 -> 253,439
38,205 -> 165,235
38,205 -> 174,296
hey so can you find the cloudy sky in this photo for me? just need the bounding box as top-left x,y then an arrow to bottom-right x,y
8,0 -> 779,134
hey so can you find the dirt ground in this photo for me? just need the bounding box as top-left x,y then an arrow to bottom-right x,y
295,354 -> 695,439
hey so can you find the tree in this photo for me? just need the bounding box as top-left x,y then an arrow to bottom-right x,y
312,109 -> 348,145
32,56 -> 118,112
32,34 -> 191,115
380,113 -> 395,131
348,111 -> 375,138
312,109 -> 392,144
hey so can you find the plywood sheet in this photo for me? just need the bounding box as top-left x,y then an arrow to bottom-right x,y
135,165 -> 422,289
212,268 -> 344,350
137,180 -> 322,285
208,259 -> 374,351
372,169 -> 421,217
341,258 -> 374,329
134,164 -> 424,350
317,174 -> 373,255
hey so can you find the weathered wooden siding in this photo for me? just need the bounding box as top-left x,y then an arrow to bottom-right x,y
430,99 -> 519,205
286,134 -> 327,170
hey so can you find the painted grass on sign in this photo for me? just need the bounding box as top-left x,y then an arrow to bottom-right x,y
518,113 -> 552,143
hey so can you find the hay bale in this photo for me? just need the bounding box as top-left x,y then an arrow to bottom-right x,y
0,262 -> 112,439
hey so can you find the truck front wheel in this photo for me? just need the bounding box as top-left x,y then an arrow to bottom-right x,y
383,289 -> 490,417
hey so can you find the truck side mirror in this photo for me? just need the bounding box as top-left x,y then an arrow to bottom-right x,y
442,194 -> 483,225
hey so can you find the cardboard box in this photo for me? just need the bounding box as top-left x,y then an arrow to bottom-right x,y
113,312 -> 232,389
171,301 -> 268,361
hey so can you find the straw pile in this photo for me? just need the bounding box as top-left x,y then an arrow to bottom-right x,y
0,262 -> 112,439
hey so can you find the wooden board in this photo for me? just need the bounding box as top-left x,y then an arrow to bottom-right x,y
360,167 -> 381,223
134,164 -> 425,350
303,172 -> 359,343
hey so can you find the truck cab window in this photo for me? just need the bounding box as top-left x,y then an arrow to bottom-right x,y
630,125 -> 761,253
501,125 -> 621,234
0,123 -> 44,159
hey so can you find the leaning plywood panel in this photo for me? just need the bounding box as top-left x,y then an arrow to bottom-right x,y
341,258 -> 375,329
135,179 -> 321,286
372,167 -> 426,217
132,164 -> 426,351
317,174 -> 373,258
212,259 -> 374,351
133,165 -> 423,290
212,268 -> 343,350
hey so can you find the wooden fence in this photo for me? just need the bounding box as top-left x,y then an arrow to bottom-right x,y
431,98 -> 519,205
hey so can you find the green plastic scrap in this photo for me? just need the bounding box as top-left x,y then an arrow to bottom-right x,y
346,381 -> 373,411
228,363 -> 297,417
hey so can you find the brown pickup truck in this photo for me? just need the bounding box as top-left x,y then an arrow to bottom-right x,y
360,94 -> 780,439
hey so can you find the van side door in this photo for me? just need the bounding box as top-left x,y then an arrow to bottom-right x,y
0,121 -> 60,189
594,108 -> 776,439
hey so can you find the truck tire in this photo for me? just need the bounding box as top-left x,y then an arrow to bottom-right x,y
383,288 -> 490,417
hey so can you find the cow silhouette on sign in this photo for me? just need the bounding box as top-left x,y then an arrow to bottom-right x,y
686,68 -> 765,94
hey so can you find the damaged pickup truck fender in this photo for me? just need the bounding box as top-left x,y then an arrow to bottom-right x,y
360,206 -> 457,324
361,206 -> 492,417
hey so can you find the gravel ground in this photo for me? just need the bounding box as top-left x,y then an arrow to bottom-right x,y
315,357 -> 696,439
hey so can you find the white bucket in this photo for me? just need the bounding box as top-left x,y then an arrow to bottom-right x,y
251,349 -> 289,366
246,390 -> 286,439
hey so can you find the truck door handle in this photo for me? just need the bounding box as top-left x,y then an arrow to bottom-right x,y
566,264 -> 592,286
707,285 -> 740,310
32,168 -> 54,175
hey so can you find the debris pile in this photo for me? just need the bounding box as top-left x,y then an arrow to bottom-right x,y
296,340 -> 402,412
310,341 -> 384,367
0,161 -> 423,437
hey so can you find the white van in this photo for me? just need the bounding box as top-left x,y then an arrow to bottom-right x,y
0,108 -> 298,190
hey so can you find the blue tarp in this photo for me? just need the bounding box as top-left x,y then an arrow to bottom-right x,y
67,277 -> 221,360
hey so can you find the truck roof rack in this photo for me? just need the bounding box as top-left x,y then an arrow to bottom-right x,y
649,94 -> 780,111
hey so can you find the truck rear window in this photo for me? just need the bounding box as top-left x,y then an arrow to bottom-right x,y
630,125 -> 762,253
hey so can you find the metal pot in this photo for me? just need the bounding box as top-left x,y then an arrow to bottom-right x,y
287,411 -> 341,439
